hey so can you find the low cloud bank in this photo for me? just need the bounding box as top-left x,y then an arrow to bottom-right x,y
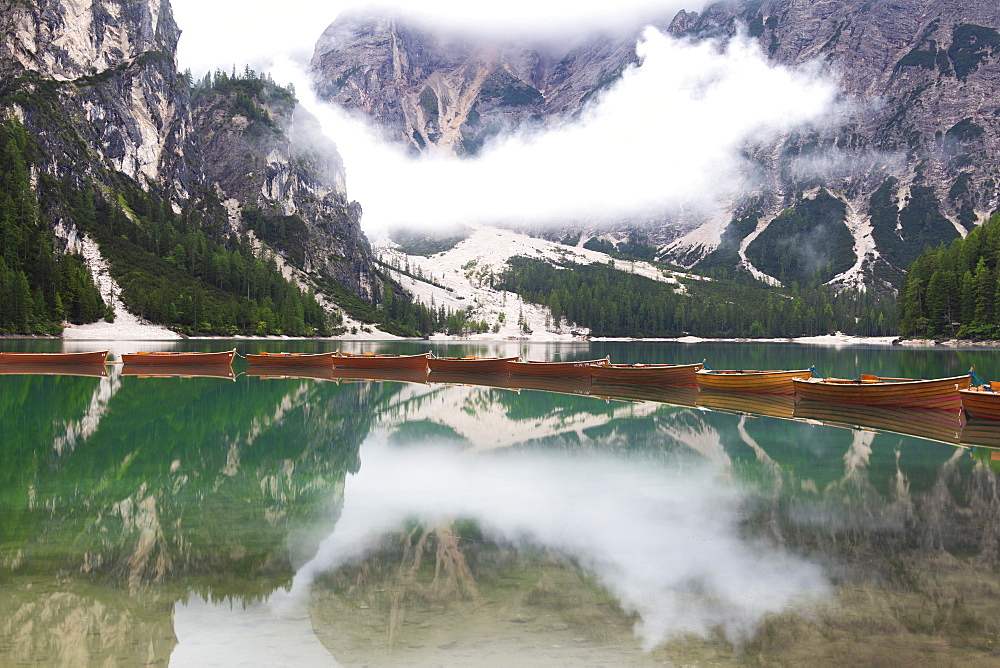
285,28 -> 842,233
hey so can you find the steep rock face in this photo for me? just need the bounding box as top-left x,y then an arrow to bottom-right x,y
1,0 -> 375,308
190,80 -> 371,293
665,0 -> 1000,280
310,9 -> 656,155
310,2 -> 1000,289
2,0 -> 189,189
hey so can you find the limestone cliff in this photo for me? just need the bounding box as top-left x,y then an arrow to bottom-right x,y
0,0 -> 374,313
310,8 -> 657,156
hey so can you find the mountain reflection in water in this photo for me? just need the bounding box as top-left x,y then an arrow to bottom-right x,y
275,438 -> 829,651
4,341 -> 1000,665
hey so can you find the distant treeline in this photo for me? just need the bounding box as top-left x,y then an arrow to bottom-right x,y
899,209 -> 1000,338
498,257 -> 895,338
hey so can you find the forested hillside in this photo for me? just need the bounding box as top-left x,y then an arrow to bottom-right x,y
498,257 -> 894,338
899,210 -> 1000,339
0,121 -> 105,334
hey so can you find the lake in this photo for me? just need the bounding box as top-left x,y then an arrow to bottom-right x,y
2,340 -> 999,666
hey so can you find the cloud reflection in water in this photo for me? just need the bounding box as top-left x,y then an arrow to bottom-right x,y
285,436 -> 830,649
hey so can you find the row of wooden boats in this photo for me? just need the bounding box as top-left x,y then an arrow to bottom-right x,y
4,348 -> 1000,420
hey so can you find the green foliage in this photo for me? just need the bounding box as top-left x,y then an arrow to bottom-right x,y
945,118 -> 985,143
695,212 -> 761,276
869,178 -> 959,272
745,191 -> 854,285
389,228 -> 468,256
582,237 -> 657,262
419,87 -> 439,123
55,175 -> 330,337
947,24 -> 1000,80
242,206 -> 308,266
899,210 -> 1000,338
479,68 -> 543,107
0,119 -> 105,334
497,256 -> 895,338
190,66 -> 296,130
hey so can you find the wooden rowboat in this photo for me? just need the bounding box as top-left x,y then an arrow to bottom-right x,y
332,351 -> 430,371
245,351 -> 335,367
0,350 -> 109,365
960,382 -> 1000,420
507,357 -> 609,378
427,354 -> 520,374
120,349 -> 236,366
695,368 -> 812,394
792,374 -> 970,410
590,362 -> 702,386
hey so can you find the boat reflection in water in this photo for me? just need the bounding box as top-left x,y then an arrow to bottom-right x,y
120,364 -> 236,381
793,399 -> 964,446
696,389 -> 795,419
0,363 -> 108,378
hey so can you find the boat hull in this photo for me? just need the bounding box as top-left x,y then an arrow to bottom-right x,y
245,352 -> 335,367
120,349 -> 236,366
507,358 -> 609,378
793,375 -> 970,410
590,362 -> 702,386
695,369 -> 812,394
960,386 -> 1000,420
332,352 -> 430,370
0,350 -> 109,365
427,356 -> 519,374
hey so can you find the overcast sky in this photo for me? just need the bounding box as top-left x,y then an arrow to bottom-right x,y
171,0 -> 701,76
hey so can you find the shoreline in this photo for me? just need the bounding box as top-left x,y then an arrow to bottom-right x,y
6,328 -> 1000,349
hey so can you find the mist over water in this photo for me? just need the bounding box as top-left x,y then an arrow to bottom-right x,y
281,436 -> 830,649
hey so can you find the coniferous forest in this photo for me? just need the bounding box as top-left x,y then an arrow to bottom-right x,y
0,121 -> 106,334
899,210 -> 1000,339
498,257 -> 896,338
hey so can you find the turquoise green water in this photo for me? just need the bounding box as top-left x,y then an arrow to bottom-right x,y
1,340 -> 999,666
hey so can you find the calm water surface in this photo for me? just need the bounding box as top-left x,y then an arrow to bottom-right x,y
2,340 -> 999,666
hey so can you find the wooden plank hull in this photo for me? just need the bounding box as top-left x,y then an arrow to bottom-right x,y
427,355 -> 519,374
793,399 -> 964,445
120,349 -> 236,366
0,350 -> 109,365
507,358 -> 609,378
245,352 -> 335,367
590,362 -> 702,386
332,352 -> 429,370
793,375 -> 969,410
695,369 -> 812,394
960,386 -> 1000,420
